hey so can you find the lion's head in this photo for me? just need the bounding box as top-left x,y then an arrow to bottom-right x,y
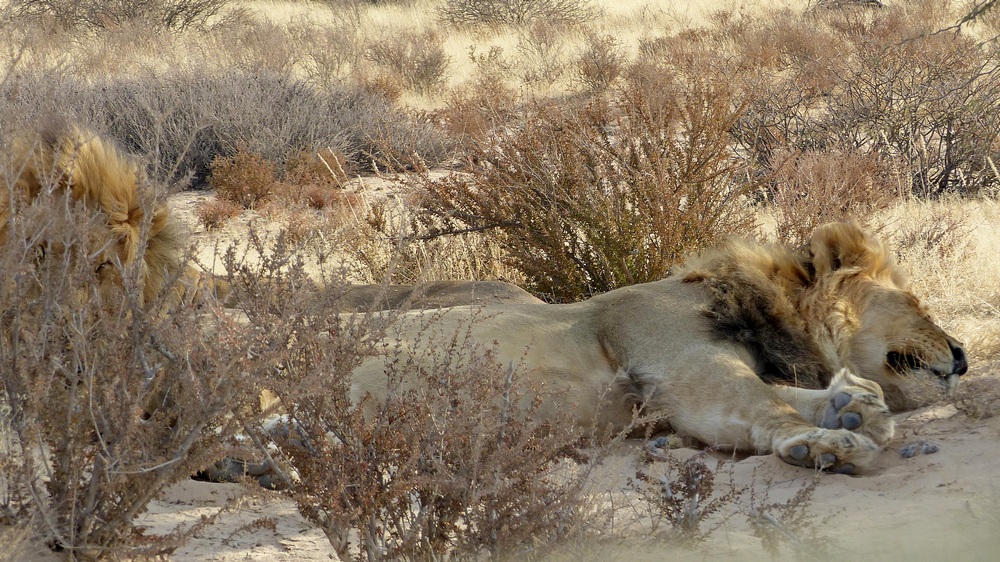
1,121 -> 211,307
804,222 -> 967,410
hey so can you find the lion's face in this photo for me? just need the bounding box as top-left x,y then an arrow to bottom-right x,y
847,281 -> 967,411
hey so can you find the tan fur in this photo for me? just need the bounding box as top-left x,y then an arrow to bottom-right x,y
351,223 -> 967,473
1,122 -> 219,306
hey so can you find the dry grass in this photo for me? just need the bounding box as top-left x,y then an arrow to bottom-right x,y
882,198 -> 1000,361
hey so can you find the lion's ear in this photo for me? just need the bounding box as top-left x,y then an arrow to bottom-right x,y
806,222 -> 891,278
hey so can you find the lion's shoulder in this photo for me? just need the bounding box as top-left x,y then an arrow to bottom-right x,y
667,237 -> 833,388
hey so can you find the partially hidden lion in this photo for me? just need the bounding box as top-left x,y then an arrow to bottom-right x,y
351,223 -> 968,474
1,121 -> 223,306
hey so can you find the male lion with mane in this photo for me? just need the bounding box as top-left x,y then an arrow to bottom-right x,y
1,120 -> 216,306
352,223 -> 968,474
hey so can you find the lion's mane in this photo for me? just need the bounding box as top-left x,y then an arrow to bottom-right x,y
1,121 -> 191,305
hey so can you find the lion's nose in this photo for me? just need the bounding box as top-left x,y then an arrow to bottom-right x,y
950,342 -> 968,376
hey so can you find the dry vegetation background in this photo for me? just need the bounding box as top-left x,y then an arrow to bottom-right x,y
2,0 -> 1000,560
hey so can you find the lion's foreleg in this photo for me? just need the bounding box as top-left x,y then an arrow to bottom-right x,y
773,368 -> 894,448
645,349 -> 882,473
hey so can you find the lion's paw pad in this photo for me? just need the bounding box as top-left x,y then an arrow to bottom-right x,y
832,463 -> 855,475
777,429 -> 879,474
785,444 -> 840,469
841,412 -> 862,430
820,388 -> 894,447
789,444 -> 809,461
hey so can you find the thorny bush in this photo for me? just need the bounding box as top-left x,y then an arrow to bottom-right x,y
8,0 -> 229,31
628,452 -> 742,545
726,1 -> 1000,197
439,0 -> 594,27
400,77 -> 755,302
275,311 -> 593,561
0,183 -> 278,558
217,216 -> 595,561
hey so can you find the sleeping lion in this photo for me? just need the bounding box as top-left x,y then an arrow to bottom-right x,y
1,120 -> 219,306
351,223 -> 968,474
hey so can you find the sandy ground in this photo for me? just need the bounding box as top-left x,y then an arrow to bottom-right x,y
131,386 -> 1000,561
111,190 -> 1000,562
14,190 -> 1000,561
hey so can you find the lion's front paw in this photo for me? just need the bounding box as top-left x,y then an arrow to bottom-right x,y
819,368 -> 894,447
775,428 -> 880,475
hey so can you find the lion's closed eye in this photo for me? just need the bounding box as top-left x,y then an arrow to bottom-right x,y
886,350 -> 923,373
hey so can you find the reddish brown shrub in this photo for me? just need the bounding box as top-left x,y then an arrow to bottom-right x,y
279,326 -> 591,561
208,148 -> 276,209
769,148 -> 904,244
196,197 -> 242,230
404,75 -> 754,301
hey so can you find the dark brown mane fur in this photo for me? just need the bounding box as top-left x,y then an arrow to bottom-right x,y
676,238 -> 832,389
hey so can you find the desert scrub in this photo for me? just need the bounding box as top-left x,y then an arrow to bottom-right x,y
365,29 -> 451,95
208,148 -> 277,209
628,452 -> 742,545
0,188 -> 279,557
275,315 -> 592,561
767,148 -> 905,245
401,79 -> 755,301
196,196 -> 242,229
1,70 -> 455,187
8,0 -> 229,31
439,0 -> 595,27
724,0 -> 1000,197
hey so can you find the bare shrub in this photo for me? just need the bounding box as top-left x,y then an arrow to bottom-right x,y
215,14 -> 304,76
437,46 -> 519,144
627,453 -> 742,545
8,0 -> 228,31
401,80 -> 754,301
2,70 -> 454,186
823,12 -> 1000,196
727,1 -> 1000,197
366,30 -> 451,95
516,20 -> 571,90
196,197 -> 242,230
275,148 -> 357,211
277,317 -> 591,560
768,148 -> 904,244
889,202 -> 969,261
343,197 -> 520,285
208,148 -> 276,209
439,0 -> 594,27
575,32 -> 626,94
0,183 -> 282,557
747,473 -> 832,558
288,16 -> 364,89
